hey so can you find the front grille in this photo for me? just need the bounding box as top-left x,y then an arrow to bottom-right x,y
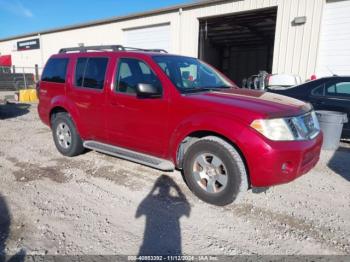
302,114 -> 315,132
287,118 -> 299,138
286,112 -> 320,140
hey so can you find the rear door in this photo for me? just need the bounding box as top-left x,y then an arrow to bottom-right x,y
67,55 -> 110,141
106,55 -> 169,157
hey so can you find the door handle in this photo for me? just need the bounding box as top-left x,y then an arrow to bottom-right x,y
111,100 -> 126,108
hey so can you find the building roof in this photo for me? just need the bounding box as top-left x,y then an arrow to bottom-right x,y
0,0 -> 231,42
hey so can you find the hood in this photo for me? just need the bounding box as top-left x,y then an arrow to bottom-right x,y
184,88 -> 311,119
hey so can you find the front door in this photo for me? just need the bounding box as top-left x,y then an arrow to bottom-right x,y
106,56 -> 169,157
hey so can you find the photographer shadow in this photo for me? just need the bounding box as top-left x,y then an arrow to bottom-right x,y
0,194 -> 25,262
136,175 -> 191,256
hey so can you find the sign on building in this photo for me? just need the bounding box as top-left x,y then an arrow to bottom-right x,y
17,38 -> 40,51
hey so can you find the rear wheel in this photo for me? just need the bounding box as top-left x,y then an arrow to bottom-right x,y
183,136 -> 248,206
51,112 -> 84,157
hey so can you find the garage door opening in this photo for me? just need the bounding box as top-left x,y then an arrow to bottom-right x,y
198,7 -> 277,87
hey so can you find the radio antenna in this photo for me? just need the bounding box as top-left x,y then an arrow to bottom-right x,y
326,66 -> 338,77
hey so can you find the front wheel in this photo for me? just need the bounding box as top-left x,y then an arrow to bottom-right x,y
51,112 -> 84,157
183,136 -> 248,206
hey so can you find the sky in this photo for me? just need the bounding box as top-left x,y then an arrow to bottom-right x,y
0,0 -> 194,39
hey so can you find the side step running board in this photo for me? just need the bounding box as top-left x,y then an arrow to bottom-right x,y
83,141 -> 175,171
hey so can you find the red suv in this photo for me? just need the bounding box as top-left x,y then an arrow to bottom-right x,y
38,45 -> 322,206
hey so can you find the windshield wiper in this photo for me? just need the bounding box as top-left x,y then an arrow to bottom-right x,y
181,86 -> 232,93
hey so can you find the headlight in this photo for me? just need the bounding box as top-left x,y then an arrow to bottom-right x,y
250,118 -> 294,141
250,111 -> 320,141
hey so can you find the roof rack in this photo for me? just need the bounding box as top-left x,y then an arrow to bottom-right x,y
58,45 -> 168,54
123,46 -> 168,53
59,45 -> 124,53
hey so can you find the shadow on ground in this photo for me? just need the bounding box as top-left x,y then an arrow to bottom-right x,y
0,103 -> 30,120
136,175 -> 191,256
252,187 -> 269,194
0,194 -> 25,262
328,146 -> 350,182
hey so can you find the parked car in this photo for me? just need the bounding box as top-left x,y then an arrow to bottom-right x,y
267,76 -> 350,138
267,74 -> 302,90
37,45 -> 322,206
242,73 -> 301,91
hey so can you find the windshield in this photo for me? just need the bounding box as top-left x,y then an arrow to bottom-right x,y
153,55 -> 233,93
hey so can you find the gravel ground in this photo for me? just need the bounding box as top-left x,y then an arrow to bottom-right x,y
0,103 -> 349,256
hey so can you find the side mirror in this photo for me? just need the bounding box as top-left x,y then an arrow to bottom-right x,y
136,83 -> 162,98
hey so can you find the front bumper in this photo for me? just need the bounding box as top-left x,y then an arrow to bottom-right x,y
240,129 -> 323,187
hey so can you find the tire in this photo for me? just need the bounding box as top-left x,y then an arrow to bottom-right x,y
51,112 -> 84,157
183,136 -> 248,206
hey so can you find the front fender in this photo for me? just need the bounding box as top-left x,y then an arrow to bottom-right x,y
168,112 -> 248,165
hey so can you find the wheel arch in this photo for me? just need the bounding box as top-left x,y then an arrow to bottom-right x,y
174,129 -> 251,187
49,97 -> 86,138
50,106 -> 68,125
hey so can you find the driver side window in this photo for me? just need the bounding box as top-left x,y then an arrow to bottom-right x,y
115,58 -> 161,95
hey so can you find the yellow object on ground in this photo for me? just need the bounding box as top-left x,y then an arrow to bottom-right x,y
19,90 -> 30,102
19,89 -> 38,102
29,89 -> 38,102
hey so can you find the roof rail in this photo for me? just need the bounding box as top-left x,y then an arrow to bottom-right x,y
123,46 -> 168,53
58,45 -> 168,54
59,45 -> 125,53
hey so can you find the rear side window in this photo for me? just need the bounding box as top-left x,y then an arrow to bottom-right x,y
311,84 -> 324,96
326,82 -> 350,96
42,58 -> 69,83
74,57 -> 108,89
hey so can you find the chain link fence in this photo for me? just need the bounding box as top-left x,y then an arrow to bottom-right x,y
0,65 -> 43,91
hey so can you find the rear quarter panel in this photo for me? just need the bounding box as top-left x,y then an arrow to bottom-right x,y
38,81 -> 67,126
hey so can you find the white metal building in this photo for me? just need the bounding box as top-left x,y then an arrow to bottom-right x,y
0,0 -> 349,83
